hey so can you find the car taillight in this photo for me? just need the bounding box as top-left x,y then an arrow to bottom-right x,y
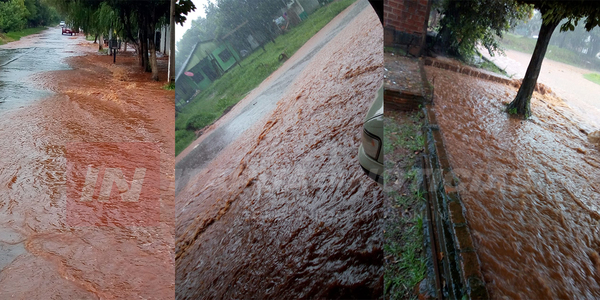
362,129 -> 381,160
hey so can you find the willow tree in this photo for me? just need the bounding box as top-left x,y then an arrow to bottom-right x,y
507,0 -> 600,118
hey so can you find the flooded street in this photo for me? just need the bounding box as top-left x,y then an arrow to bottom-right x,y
0,28 -> 77,110
427,65 -> 600,299
481,48 -> 600,127
176,2 -> 384,299
0,28 -> 175,299
175,0 -> 373,194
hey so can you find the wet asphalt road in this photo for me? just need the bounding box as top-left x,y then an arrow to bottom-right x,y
175,0 -> 371,194
0,27 -> 79,111
0,27 -> 79,274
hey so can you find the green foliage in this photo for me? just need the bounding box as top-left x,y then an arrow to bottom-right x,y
0,0 -> 60,35
186,112 -> 217,131
175,129 -> 197,156
436,0 -> 531,59
0,0 -> 29,32
163,81 -> 175,90
3,26 -> 46,40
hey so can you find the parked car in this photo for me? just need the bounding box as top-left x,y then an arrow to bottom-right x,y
62,27 -> 73,35
358,84 -> 383,184
59,21 -> 66,27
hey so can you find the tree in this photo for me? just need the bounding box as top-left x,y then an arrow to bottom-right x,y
51,0 -> 194,81
435,0 -> 530,58
0,0 -> 28,32
507,0 -> 600,118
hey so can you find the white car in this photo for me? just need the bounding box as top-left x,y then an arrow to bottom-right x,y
59,21 -> 66,27
358,84 -> 384,184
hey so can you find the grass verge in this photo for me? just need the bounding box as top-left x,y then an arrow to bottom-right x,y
476,57 -> 509,77
0,27 -> 47,45
584,73 -> 600,86
383,109 -> 427,300
500,32 -> 600,72
163,81 -> 175,90
175,0 -> 357,156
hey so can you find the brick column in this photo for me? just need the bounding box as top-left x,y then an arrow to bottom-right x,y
384,0 -> 431,56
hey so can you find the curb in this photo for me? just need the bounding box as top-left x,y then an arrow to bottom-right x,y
424,57 -> 512,86
384,56 -> 489,300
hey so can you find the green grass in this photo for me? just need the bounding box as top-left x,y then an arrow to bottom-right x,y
383,110 -> 427,299
584,73 -> 600,86
175,0 -> 357,156
0,27 -> 47,45
477,59 -> 509,77
500,32 -> 600,72
162,81 -> 175,90
176,130 -> 197,156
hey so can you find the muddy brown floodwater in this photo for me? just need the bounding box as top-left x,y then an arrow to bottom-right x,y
176,7 -> 383,300
428,65 -> 600,299
0,33 -> 175,299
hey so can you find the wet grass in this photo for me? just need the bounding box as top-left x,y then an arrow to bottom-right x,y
500,33 -> 600,72
174,0 -> 357,156
584,73 -> 600,86
0,27 -> 47,45
162,82 -> 175,90
476,58 -> 509,77
176,130 -> 196,156
383,109 -> 427,300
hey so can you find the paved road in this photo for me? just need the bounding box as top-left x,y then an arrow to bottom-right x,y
0,27 -> 79,111
175,0 -> 371,194
0,28 -> 176,299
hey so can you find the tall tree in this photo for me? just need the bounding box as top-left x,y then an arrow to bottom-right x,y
51,0 -> 194,80
507,0 -> 600,118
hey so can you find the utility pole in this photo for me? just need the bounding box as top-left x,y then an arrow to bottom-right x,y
168,0 -> 176,84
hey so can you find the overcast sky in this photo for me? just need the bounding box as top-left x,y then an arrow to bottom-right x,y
176,0 -> 213,46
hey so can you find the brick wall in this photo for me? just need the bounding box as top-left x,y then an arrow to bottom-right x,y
384,0 -> 430,55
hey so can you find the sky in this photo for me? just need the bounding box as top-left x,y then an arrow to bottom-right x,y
176,0 -> 213,45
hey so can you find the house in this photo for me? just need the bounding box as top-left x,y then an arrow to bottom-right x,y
175,40 -> 241,107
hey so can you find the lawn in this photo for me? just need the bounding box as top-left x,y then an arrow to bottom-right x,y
383,109 -> 427,300
175,0 -> 357,156
500,32 -> 600,72
584,73 -> 600,85
0,27 -> 47,45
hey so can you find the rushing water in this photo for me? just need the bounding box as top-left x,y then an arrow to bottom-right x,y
0,31 -> 175,299
427,66 -> 600,299
175,7 -> 384,299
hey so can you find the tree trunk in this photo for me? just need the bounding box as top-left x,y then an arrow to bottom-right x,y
168,0 -> 176,84
507,19 -> 559,119
99,35 -> 104,51
137,30 -> 144,68
149,24 -> 159,81
139,26 -> 150,72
